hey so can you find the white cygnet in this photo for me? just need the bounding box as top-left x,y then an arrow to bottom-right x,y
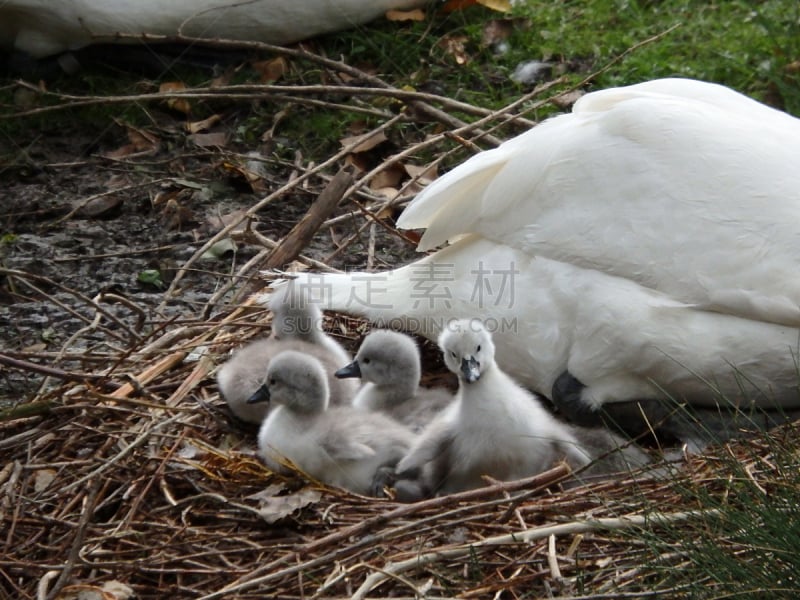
217,284 -> 357,424
395,319 -> 649,498
335,330 -> 454,432
251,351 -> 416,496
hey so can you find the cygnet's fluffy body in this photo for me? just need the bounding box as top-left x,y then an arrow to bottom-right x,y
394,320 -> 652,498
254,351 -> 416,496
217,338 -> 356,424
396,319 -> 593,495
336,330 -> 454,432
217,284 -> 357,423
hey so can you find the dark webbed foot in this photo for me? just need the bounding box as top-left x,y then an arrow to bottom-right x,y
551,371 -> 605,427
370,465 -> 431,502
551,371 -> 706,447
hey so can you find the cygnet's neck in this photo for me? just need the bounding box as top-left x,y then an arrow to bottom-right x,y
357,378 -> 419,409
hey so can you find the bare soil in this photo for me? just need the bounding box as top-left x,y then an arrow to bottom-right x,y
0,77 -> 418,404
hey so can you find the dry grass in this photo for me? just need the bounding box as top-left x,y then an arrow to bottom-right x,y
3,34 -> 800,600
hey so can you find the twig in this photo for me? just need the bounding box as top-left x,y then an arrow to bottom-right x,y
263,166 -> 355,269
351,509 -> 718,599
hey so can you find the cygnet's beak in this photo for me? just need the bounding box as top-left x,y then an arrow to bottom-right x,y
247,384 -> 271,404
335,360 -> 361,379
461,357 -> 481,383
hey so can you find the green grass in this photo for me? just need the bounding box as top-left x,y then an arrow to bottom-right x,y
628,429 -> 800,597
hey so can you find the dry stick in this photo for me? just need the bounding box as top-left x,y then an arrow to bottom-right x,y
351,509 -> 718,600
53,412 -> 185,497
202,468 -> 571,600
43,478 -> 103,600
263,166 -> 355,269
0,353 -> 106,383
301,464 -> 571,555
1,268 -> 139,341
155,126 -> 386,314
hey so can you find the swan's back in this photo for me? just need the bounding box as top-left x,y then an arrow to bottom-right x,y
397,78 -> 800,326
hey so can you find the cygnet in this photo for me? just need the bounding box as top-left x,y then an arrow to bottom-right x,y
268,279 -> 351,366
393,320 -> 652,499
335,330 -> 454,432
217,284 -> 357,424
250,350 -> 416,496
395,319 -> 594,497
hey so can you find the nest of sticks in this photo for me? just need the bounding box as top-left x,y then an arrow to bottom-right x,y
2,35 -> 799,600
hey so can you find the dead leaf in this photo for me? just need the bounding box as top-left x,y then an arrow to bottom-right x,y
477,0 -> 512,11
186,113 -> 222,134
159,81 -> 191,115
371,186 -> 401,200
221,160 -> 267,193
386,8 -> 425,21
370,164 -> 405,190
438,34 -> 470,65
74,195 -> 124,218
551,89 -> 585,109
255,488 -> 322,523
104,122 -> 160,159
404,163 -> 438,186
190,132 -> 228,148
252,56 -> 288,83
34,469 -> 56,492
443,0 -> 511,11
482,18 -> 515,46
340,130 -> 388,153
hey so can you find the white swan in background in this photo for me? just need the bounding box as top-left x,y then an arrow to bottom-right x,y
251,351 -> 415,496
335,329 -> 454,432
265,78 -> 800,446
0,0 -> 427,59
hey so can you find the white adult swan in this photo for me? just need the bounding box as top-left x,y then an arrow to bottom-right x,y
266,78 -> 800,446
0,0 -> 427,59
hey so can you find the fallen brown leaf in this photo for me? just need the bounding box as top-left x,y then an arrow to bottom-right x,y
340,130 -> 388,153
438,34 -> 470,65
252,56 -> 288,83
160,81 -> 191,115
186,113 -> 222,134
190,132 -> 229,148
386,8 -> 425,21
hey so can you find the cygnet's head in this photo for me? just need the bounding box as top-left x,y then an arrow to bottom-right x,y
269,282 -> 324,342
439,319 -> 495,384
247,351 -> 329,414
335,330 -> 421,388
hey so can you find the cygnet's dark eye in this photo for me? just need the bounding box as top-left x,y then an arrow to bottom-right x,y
269,378 -> 276,385
450,351 -> 457,359
363,357 -> 371,364
477,345 -> 481,352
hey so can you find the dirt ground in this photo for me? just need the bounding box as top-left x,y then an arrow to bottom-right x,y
0,73 -> 420,405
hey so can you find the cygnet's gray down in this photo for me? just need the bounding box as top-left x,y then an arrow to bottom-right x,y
249,351 -> 416,496
393,319 -> 650,500
218,285 -> 357,423
217,338 -> 357,424
268,280 -> 351,366
335,329 -> 454,432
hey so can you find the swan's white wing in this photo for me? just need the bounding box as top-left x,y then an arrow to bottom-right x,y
397,78 -> 800,325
